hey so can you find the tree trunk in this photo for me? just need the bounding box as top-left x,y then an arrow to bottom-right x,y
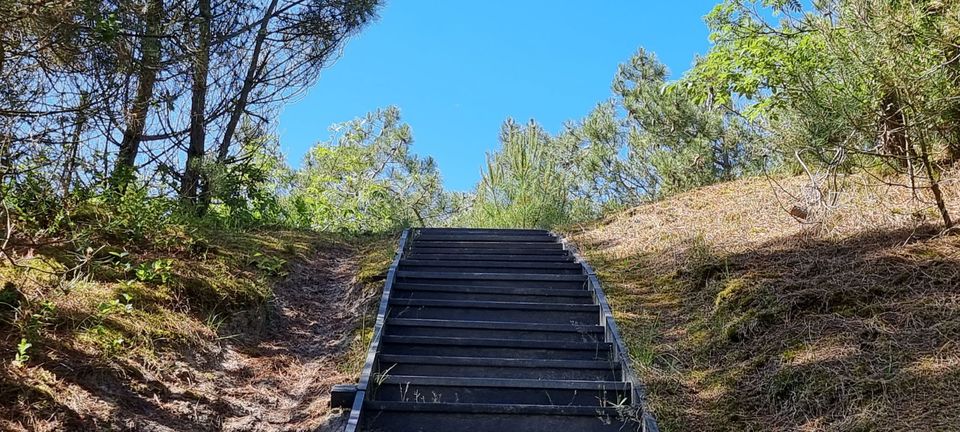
61,93 -> 89,199
217,0 -> 278,163
181,0 -> 212,205
198,0 -> 277,211
879,92 -> 909,168
944,45 -> 960,163
0,135 -> 10,192
918,139 -> 953,228
112,0 -> 163,191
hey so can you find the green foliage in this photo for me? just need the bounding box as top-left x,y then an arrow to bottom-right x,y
96,292 -> 134,317
461,119 -> 593,228
291,106 -> 456,232
248,252 -> 287,277
62,185 -> 179,251
27,300 -> 57,335
91,12 -> 120,43
1,171 -> 182,263
684,0 -> 960,226
84,288 -> 135,356
86,324 -> 128,356
134,259 -> 173,284
615,48 -> 762,198
12,338 -> 31,367
203,122 -> 296,228
554,102 -> 641,211
2,171 -> 70,238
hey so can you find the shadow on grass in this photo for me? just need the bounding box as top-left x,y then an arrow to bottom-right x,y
580,226 -> 960,431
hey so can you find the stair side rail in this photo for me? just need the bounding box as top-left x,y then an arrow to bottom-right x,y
559,234 -> 660,432
344,228 -> 413,432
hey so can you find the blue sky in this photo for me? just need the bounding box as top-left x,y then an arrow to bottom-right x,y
278,1 -> 719,191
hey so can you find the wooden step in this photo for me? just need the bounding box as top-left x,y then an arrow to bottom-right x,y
351,228 -> 646,432
414,234 -> 558,242
411,241 -> 562,249
417,228 -> 549,235
392,284 -> 593,304
405,253 -> 576,262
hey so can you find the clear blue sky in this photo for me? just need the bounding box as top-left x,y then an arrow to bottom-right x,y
278,1 -> 718,192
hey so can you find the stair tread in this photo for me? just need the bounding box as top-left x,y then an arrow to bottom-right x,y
412,245 -> 567,251
400,259 -> 581,268
378,354 -> 620,369
394,284 -> 590,296
378,375 -> 630,390
397,271 -> 586,281
389,298 -> 598,311
382,335 -> 611,350
419,227 -> 549,232
412,241 -> 561,247
406,254 -> 575,262
365,401 -> 623,416
415,234 -> 558,242
386,318 -> 603,332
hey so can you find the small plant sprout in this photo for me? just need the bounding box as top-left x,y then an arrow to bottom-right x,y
12,338 -> 31,367
108,250 -> 130,260
28,300 -> 57,331
135,258 -> 173,284
97,292 -> 134,317
249,253 -> 288,276
374,363 -> 397,386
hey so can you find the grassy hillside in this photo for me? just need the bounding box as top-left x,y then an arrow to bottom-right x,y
0,223 -> 395,431
566,174 -> 959,431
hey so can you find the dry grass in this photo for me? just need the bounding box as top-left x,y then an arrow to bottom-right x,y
565,173 -> 960,432
0,225 -> 397,432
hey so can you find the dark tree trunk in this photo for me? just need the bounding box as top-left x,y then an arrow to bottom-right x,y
61,93 -> 89,199
181,0 -> 212,205
217,0 -> 278,163
112,0 -> 163,191
879,92 -> 909,168
199,0 -> 278,211
918,138 -> 953,228
0,135 -> 10,191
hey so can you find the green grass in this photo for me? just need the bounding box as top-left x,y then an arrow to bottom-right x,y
335,234 -> 398,378
0,205 -> 399,431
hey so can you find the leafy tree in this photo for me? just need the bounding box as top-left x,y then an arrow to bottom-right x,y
461,119 -> 594,228
202,122 -> 294,228
1,0 -> 382,205
459,49 -> 763,229
615,48 -> 762,199
0,0 -> 385,264
553,102 -> 639,210
684,0 -> 959,228
291,107 -> 453,233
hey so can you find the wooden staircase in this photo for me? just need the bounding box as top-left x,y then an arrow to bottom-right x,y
340,228 -> 657,432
